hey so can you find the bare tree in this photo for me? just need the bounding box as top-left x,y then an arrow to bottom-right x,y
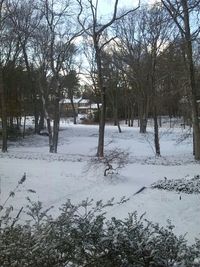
77,0 -> 140,158
113,11 -> 150,133
38,0 -> 81,153
161,0 -> 200,159
138,4 -> 171,156
7,0 -> 42,134
0,0 -> 8,152
61,69 -> 80,125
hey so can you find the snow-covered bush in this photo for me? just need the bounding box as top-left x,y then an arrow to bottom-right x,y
0,198 -> 200,267
151,175 -> 200,194
89,148 -> 129,177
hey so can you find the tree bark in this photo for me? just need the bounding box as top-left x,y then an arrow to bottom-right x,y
181,0 -> 200,159
153,106 -> 160,156
22,115 -> 26,138
22,44 -> 39,134
0,66 -> 7,152
52,98 -> 60,153
151,51 -> 160,156
94,39 -> 106,158
161,0 -> 200,160
70,98 -> 77,125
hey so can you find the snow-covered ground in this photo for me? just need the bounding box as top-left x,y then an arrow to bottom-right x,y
0,120 -> 200,244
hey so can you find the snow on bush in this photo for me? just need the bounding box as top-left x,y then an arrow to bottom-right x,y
1,197 -> 200,267
151,175 -> 200,194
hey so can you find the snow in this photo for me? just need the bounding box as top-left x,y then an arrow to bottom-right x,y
0,120 -> 200,244
59,97 -> 82,104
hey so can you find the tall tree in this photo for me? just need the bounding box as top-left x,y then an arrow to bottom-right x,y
142,4 -> 171,156
161,0 -> 200,159
77,0 -> 140,158
7,0 -> 42,134
39,0 -> 80,153
0,0 -> 7,152
113,11 -> 150,133
61,69 -> 80,125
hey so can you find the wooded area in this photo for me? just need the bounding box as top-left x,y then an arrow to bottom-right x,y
0,0 -> 200,159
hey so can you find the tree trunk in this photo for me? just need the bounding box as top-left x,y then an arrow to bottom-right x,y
52,99 -> 60,153
95,40 -> 106,158
128,106 -> 131,127
162,0 -> 200,160
38,111 -> 45,132
22,44 -> 39,134
153,106 -> 160,156
140,117 -> 147,133
151,51 -> 160,156
70,98 -> 77,125
130,106 -> 134,127
38,73 -> 55,153
97,85 -> 106,157
139,97 -> 148,133
113,91 -> 122,133
22,115 -> 26,138
159,116 -> 162,127
0,66 -> 7,152
47,118 -> 54,153
9,117 -> 14,129
181,0 -> 200,159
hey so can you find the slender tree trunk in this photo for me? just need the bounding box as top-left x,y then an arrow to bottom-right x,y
23,115 -> 26,138
38,72 -> 54,153
38,110 -> 45,132
139,101 -> 148,134
70,98 -> 77,125
47,118 -> 54,153
0,66 -> 7,152
22,44 -> 39,134
153,106 -> 160,156
113,89 -> 121,133
95,41 -> 106,158
52,99 -> 60,153
114,107 -> 122,133
159,116 -> 162,127
128,106 -> 131,127
181,0 -> 200,160
151,52 -> 160,156
97,85 -> 106,157
9,117 -> 14,129
16,117 -> 20,129
124,88 -> 128,125
130,105 -> 134,127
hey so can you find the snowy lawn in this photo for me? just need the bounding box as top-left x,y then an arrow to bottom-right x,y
0,121 -> 200,244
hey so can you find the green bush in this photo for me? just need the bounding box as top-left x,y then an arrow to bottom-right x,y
0,197 -> 200,267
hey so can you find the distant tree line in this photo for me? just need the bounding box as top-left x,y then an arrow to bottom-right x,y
0,0 -> 200,159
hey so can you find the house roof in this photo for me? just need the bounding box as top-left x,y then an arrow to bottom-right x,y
79,99 -> 90,104
78,104 -> 100,110
59,98 -> 82,104
60,98 -> 100,109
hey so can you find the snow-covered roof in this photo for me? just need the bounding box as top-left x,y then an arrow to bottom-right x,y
60,98 -> 100,109
78,104 -> 100,110
59,98 -> 82,104
90,104 -> 99,109
79,99 -> 90,104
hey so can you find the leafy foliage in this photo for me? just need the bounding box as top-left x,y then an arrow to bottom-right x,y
151,175 -> 200,194
0,197 -> 200,267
